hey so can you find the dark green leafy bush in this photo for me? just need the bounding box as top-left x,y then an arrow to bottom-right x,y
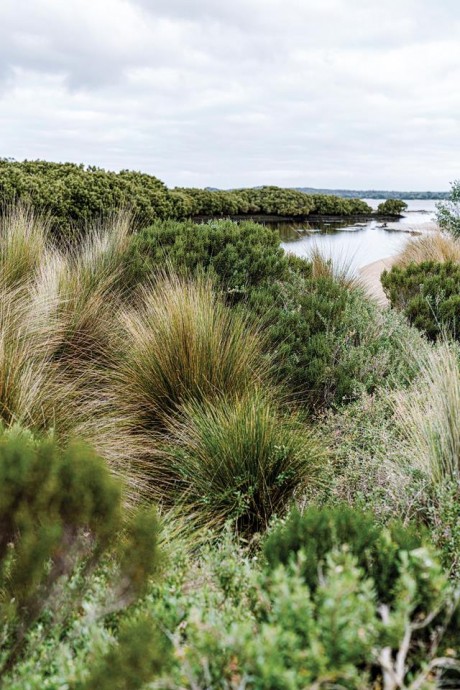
0,160 -> 173,237
128,218 -> 289,298
244,272 -> 420,409
377,199 -> 408,215
382,260 -> 460,340
263,505 -> 427,604
0,161 -> 373,239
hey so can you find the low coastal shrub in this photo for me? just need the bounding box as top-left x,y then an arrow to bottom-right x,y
0,427 -> 163,683
263,505 -> 426,603
128,218 -> 289,299
161,390 -> 325,533
244,271 -> 422,408
382,260 -> 460,340
144,525 -> 459,690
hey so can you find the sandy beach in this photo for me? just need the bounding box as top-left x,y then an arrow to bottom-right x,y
359,256 -> 396,306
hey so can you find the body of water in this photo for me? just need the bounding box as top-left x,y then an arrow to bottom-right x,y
280,199 -> 438,273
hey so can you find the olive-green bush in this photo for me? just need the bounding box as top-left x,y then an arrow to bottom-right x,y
377,198 -> 408,215
0,160 -> 373,238
263,505 -> 426,603
128,218 -> 289,298
0,427 -> 163,682
382,260 -> 460,340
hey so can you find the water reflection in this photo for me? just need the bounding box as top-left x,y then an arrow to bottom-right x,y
273,200 -> 437,273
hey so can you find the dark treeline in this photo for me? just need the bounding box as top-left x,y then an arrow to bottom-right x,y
0,159 -> 375,235
294,186 -> 448,200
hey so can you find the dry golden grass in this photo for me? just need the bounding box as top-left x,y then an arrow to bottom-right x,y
394,231 -> 460,268
0,208 -> 147,500
0,204 -> 49,289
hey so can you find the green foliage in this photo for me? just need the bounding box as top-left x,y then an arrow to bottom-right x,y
0,428 -> 162,681
377,198 -> 408,215
79,615 -> 170,690
437,179 -> 460,237
162,390 -> 325,533
0,160 -> 173,236
128,218 -> 289,298
263,505 -> 427,604
148,524 -> 459,690
0,161 -> 373,239
382,260 -> 460,340
244,271 -> 421,409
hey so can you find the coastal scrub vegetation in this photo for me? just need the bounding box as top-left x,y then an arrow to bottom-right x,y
382,260 -> 460,340
0,159 -> 375,237
377,198 -> 408,215
0,183 -> 459,689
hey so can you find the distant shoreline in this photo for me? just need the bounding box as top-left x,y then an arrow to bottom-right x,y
191,213 -> 406,224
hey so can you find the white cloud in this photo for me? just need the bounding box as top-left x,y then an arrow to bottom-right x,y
0,0 -> 459,189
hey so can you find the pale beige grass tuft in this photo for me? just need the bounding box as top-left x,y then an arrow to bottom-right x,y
390,341 -> 460,484
394,231 -> 460,268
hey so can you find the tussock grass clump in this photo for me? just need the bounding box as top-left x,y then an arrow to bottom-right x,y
117,274 -> 268,429
0,204 -> 49,288
0,208 -> 148,499
161,390 -> 325,533
394,231 -> 460,268
391,342 -> 460,484
309,245 -> 358,289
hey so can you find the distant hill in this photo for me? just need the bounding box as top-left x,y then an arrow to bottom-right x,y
212,186 -> 449,200
293,187 -> 448,200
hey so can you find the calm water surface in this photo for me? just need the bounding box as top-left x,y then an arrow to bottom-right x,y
280,199 -> 438,272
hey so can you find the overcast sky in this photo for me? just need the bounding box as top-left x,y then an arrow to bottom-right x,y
0,0 -> 459,190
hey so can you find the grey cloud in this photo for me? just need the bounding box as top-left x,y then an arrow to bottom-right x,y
0,0 -> 459,189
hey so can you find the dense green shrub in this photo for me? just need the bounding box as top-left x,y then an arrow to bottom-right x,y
162,390 -> 325,534
243,271 -> 421,409
146,526 -> 459,690
78,615 -> 169,690
0,161 -> 373,239
310,193 -> 372,215
128,218 -> 289,298
377,198 -> 408,215
263,505 -> 426,603
382,260 -> 460,340
0,427 -> 163,682
0,160 -> 174,236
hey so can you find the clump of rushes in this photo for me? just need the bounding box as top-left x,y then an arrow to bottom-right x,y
117,274 -> 269,429
161,389 -> 325,534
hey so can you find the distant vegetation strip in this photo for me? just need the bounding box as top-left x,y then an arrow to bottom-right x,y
293,187 -> 448,199
0,159 -> 394,236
